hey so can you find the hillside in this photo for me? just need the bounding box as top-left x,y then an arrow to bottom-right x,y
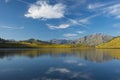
50,39 -> 74,44
0,38 -> 50,48
0,38 -> 93,48
75,33 -> 113,46
49,33 -> 113,46
96,36 -> 120,49
20,38 -> 50,44
0,42 -> 40,48
0,33 -> 113,48
0,42 -> 93,48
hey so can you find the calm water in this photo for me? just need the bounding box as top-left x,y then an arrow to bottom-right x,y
0,48 -> 120,80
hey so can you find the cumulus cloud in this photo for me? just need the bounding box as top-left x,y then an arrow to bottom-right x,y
47,24 -> 70,29
63,33 -> 78,37
25,1 -> 66,19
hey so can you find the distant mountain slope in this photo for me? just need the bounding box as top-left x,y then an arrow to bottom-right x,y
50,39 -> 74,44
0,38 -> 51,48
0,33 -> 114,48
75,33 -> 113,46
21,38 -> 50,44
96,36 -> 120,48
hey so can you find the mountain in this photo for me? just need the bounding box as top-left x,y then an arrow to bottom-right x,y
96,36 -> 120,48
21,38 -> 50,44
50,39 -> 74,44
0,38 -> 51,48
50,33 -> 113,46
0,33 -> 114,48
75,33 -> 113,46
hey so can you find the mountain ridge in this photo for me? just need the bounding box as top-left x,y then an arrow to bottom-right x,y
96,36 -> 120,48
75,33 -> 113,46
0,33 -> 115,48
49,33 -> 113,46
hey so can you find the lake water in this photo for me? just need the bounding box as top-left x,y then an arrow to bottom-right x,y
0,48 -> 120,80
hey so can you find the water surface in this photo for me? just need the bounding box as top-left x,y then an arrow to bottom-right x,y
0,48 -> 120,80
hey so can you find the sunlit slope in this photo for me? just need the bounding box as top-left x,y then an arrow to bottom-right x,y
0,42 -> 40,48
75,33 -> 113,46
0,42 -> 93,48
96,36 -> 120,49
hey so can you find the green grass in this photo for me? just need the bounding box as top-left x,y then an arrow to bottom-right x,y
0,42 -> 93,48
96,36 -> 120,49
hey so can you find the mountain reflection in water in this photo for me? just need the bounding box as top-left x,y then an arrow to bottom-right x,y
0,48 -> 120,63
0,48 -> 120,80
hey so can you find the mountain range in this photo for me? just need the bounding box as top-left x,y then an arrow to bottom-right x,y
50,39 -> 74,44
1,33 -> 120,48
50,33 -> 113,46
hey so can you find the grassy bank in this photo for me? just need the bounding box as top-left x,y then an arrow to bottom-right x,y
0,42 -> 94,49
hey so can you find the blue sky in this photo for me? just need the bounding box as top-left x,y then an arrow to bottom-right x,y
0,0 -> 120,40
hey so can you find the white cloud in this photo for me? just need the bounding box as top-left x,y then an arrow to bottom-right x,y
88,3 -> 105,9
76,31 -> 85,34
16,0 -> 31,5
0,26 -> 24,30
88,2 -> 120,19
79,18 -> 89,24
88,1 -> 117,10
47,24 -> 70,29
79,14 -> 98,24
66,14 -> 99,28
25,1 -> 66,19
68,19 -> 85,26
105,4 -> 120,19
69,19 -> 79,25
47,67 -> 70,74
47,18 -> 87,30
63,33 -> 78,37
46,14 -> 98,30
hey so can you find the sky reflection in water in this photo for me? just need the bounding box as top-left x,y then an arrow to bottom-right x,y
0,49 -> 120,80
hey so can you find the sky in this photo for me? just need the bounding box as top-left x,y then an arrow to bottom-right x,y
0,0 -> 120,41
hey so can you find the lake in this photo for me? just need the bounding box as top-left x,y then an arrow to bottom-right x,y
0,48 -> 120,80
